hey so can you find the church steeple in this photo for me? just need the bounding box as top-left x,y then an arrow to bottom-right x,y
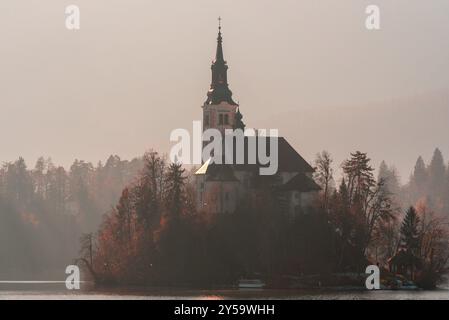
215,17 -> 224,63
205,18 -> 238,106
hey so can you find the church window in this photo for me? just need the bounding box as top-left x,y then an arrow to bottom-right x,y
204,114 -> 210,126
219,114 -> 224,125
224,114 -> 229,125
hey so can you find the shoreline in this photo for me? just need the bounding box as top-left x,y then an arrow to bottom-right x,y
1,286 -> 449,300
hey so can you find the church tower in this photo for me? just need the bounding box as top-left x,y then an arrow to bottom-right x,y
202,18 -> 245,134
195,20 -> 320,216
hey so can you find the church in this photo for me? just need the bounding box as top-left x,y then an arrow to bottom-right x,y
194,21 -> 320,217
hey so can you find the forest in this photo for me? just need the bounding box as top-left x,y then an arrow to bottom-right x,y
0,155 -> 142,279
0,148 -> 448,288
83,148 -> 449,288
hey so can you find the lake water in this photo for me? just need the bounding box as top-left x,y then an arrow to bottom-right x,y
1,286 -> 449,300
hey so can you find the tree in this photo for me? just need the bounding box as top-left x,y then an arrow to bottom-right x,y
79,232 -> 94,267
33,157 -> 46,199
70,160 -> 97,230
0,152 -> 145,281
410,156 -> 428,203
46,166 -> 68,215
378,161 -> 402,211
314,151 -> 334,209
134,151 -> 165,229
3,158 -> 34,205
378,161 -> 400,196
413,156 -> 427,187
342,151 -> 376,205
164,162 -> 187,220
115,187 -> 133,243
400,207 -> 421,255
428,148 -> 446,200
445,165 -> 449,213
340,152 -> 396,259
415,204 -> 449,288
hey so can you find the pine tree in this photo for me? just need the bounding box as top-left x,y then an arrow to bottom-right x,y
410,156 -> 428,203
33,157 -> 46,199
378,161 -> 388,182
400,206 -> 421,255
134,151 -> 165,229
428,148 -> 446,200
378,161 -> 400,193
342,151 -> 375,205
378,161 -> 401,210
445,164 -> 449,212
412,156 -> 427,186
164,162 -> 186,220
115,187 -> 133,243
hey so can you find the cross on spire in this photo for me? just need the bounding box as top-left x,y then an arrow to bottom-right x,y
205,17 -> 238,106
215,16 -> 224,61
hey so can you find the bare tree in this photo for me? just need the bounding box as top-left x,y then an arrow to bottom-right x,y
416,204 -> 449,287
314,151 -> 334,210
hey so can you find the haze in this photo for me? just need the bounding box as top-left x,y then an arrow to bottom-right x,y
0,0 -> 448,181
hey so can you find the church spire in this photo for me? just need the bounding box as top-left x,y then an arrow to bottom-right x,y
215,17 -> 224,63
205,17 -> 238,106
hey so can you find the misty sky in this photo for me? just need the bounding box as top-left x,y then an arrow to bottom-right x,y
0,0 -> 448,182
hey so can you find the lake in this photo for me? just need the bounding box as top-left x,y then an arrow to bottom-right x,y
1,285 -> 449,300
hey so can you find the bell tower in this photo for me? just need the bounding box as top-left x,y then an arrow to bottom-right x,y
202,18 -> 245,134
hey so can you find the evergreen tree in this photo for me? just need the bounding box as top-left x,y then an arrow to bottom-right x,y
445,164 -> 449,212
4,158 -> 34,204
378,161 -> 400,195
400,206 -> 421,255
342,151 -> 375,205
33,157 -> 46,199
408,156 -> 428,204
164,162 -> 186,219
378,161 -> 388,182
338,178 -> 349,208
115,187 -> 133,243
428,148 -> 446,199
134,151 -> 165,229
412,156 -> 427,188
378,161 -> 401,209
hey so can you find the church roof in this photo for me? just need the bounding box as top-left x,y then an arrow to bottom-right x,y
206,165 -> 239,182
195,136 -> 314,174
229,136 -> 314,173
277,173 -> 321,192
276,137 -> 315,173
